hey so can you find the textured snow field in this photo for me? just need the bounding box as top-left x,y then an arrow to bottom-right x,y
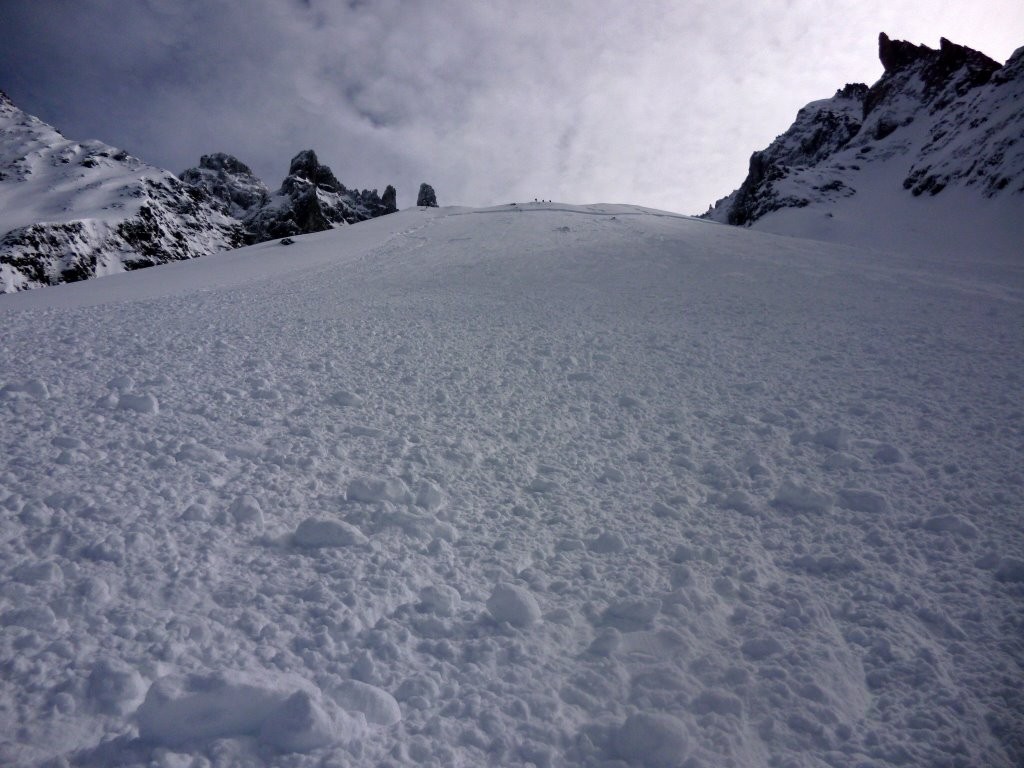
1,205 -> 1022,767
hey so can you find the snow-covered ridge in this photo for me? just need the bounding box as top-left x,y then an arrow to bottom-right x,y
0,93 -> 403,294
0,91 -> 246,293
1,204 -> 1022,766
703,33 -> 1024,249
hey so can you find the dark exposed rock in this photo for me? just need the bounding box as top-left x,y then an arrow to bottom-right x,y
865,33 -> 1001,117
878,32 -> 932,73
241,149 -> 396,243
282,149 -> 346,195
417,183 -> 438,207
709,84 -> 866,226
382,185 -> 398,214
179,153 -> 269,219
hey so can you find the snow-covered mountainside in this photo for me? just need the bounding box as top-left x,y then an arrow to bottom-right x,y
1,203 -> 1022,767
0,91 -> 404,294
704,34 -> 1024,254
0,91 -> 246,293
231,149 -> 398,243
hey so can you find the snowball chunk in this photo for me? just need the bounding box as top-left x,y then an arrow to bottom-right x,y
347,476 -> 413,505
773,479 -> 832,513
419,584 -> 462,617
137,671 -> 347,753
487,583 -> 541,627
259,690 -> 337,752
329,679 -> 402,726
229,495 -> 264,529
613,712 -> 690,767
293,517 -> 367,548
87,658 -> 145,715
329,389 -> 363,407
137,673 -> 285,747
117,392 -> 159,414
838,488 -> 890,514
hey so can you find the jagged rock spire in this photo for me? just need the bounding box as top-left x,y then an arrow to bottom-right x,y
417,183 -> 438,207
382,185 -> 398,214
878,32 -> 932,73
877,32 -> 1000,85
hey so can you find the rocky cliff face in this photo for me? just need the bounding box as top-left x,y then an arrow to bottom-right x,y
0,91 -> 247,293
178,153 -> 270,219
180,149 -> 399,244
239,150 -> 397,243
704,33 -> 1023,226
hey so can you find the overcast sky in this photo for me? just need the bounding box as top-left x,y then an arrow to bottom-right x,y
2,1 -> 1021,213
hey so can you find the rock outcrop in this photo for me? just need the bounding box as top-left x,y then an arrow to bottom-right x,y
704,33 -> 1023,225
183,149 -> 399,244
178,153 -> 270,219
416,183 -> 438,208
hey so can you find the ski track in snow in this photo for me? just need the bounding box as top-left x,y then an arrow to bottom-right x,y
0,205 -> 1022,767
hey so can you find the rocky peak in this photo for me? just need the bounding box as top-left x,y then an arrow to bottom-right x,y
286,149 -> 319,179
0,93 -> 246,292
238,149 -> 399,242
879,32 -> 1000,83
284,149 -> 344,193
0,90 -> 15,111
382,185 -> 397,214
991,45 -> 1024,85
877,32 -> 933,73
836,83 -> 869,101
703,32 -> 1022,228
179,153 -> 269,220
867,33 -> 1002,117
198,152 -> 255,176
417,183 -> 438,207
933,37 -> 1002,83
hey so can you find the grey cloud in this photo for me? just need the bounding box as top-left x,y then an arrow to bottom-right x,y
2,0 -> 1021,213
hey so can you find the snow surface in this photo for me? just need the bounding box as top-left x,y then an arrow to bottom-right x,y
743,115 -> 1024,262
1,203 -> 1022,767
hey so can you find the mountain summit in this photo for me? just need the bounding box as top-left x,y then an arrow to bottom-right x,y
0,91 -> 403,293
233,149 -> 398,243
0,92 -> 246,292
703,33 -> 1023,250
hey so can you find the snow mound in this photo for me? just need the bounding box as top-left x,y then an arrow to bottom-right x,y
612,712 -> 690,767
293,517 -> 368,547
487,583 -> 542,627
136,671 -> 353,753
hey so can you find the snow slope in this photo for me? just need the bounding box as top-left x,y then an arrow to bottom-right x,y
1,204 -> 1022,767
